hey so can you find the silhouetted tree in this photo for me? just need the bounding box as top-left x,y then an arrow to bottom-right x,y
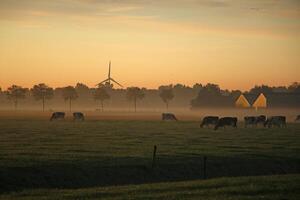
193,83 -> 203,91
272,86 -> 288,93
159,87 -> 174,110
31,83 -> 54,111
62,86 -> 78,112
75,83 -> 90,97
94,86 -> 110,111
5,85 -> 28,110
288,82 -> 300,93
249,85 -> 273,94
126,87 -> 145,112
230,90 -> 242,99
190,83 -> 232,108
205,83 -> 221,95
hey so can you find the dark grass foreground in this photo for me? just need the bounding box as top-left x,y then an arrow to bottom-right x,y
0,120 -> 299,196
1,174 -> 299,200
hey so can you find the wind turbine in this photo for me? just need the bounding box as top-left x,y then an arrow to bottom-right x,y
96,61 -> 123,88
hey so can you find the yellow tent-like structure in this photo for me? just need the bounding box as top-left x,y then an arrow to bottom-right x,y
252,93 -> 267,109
235,94 -> 250,108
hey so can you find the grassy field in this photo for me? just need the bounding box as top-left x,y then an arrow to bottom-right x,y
1,174 -> 299,200
0,118 -> 299,198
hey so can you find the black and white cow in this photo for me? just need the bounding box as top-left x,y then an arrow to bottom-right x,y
244,116 -> 256,128
162,113 -> 178,121
73,112 -> 85,121
244,115 -> 266,127
264,116 -> 286,128
214,117 -> 238,130
200,116 -> 219,128
50,112 -> 65,121
256,115 -> 267,126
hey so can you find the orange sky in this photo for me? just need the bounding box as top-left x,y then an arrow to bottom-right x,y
0,0 -> 299,91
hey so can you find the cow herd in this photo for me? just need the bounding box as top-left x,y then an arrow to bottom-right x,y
198,115 -> 288,129
50,111 -> 299,130
50,112 -> 85,121
199,116 -> 237,130
162,113 -> 300,130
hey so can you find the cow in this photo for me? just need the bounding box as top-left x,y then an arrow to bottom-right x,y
50,112 -> 65,121
244,115 -> 266,127
295,115 -> 300,122
162,113 -> 178,121
200,116 -> 219,128
73,112 -> 85,121
214,117 -> 237,130
244,116 -> 256,128
264,116 -> 286,128
255,115 -> 266,126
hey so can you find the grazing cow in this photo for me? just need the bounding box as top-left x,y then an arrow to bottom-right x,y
50,112 -> 65,121
73,112 -> 85,121
244,116 -> 256,128
200,116 -> 219,128
214,117 -> 237,130
295,115 -> 300,122
264,116 -> 286,128
244,115 -> 266,127
255,115 -> 266,126
162,113 -> 178,121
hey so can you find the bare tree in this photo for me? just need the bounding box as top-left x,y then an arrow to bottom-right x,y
31,83 -> 54,111
126,87 -> 145,112
5,85 -> 28,110
94,86 -> 110,111
159,87 -> 174,110
62,86 -> 78,112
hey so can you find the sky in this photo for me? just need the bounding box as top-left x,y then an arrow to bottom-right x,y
0,0 -> 299,91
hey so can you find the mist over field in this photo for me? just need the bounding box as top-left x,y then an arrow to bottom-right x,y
0,82 -> 299,122
1,0 -> 300,199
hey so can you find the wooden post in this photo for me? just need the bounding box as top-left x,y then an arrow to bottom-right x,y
152,145 -> 157,169
203,156 -> 207,179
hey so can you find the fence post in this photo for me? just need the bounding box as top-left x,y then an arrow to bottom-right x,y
203,156 -> 207,179
152,145 -> 157,169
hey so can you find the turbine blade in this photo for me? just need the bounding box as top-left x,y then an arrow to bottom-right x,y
110,78 -> 123,87
96,79 -> 110,86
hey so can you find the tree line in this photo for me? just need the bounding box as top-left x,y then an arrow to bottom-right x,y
0,84 -> 175,112
0,82 -> 299,111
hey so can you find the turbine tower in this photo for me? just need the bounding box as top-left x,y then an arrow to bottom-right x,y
96,61 -> 123,88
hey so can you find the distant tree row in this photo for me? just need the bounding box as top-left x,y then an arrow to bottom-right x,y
0,82 -> 299,110
0,84 -> 177,111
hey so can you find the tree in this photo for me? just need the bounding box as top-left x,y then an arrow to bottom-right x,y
126,87 -> 145,112
94,86 -> 110,111
288,82 -> 300,93
249,85 -> 273,94
205,83 -> 221,95
31,83 -> 54,111
159,87 -> 174,110
75,83 -> 90,97
193,83 -> 203,91
62,86 -> 78,112
5,85 -> 28,110
190,83 -> 232,108
230,90 -> 242,99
